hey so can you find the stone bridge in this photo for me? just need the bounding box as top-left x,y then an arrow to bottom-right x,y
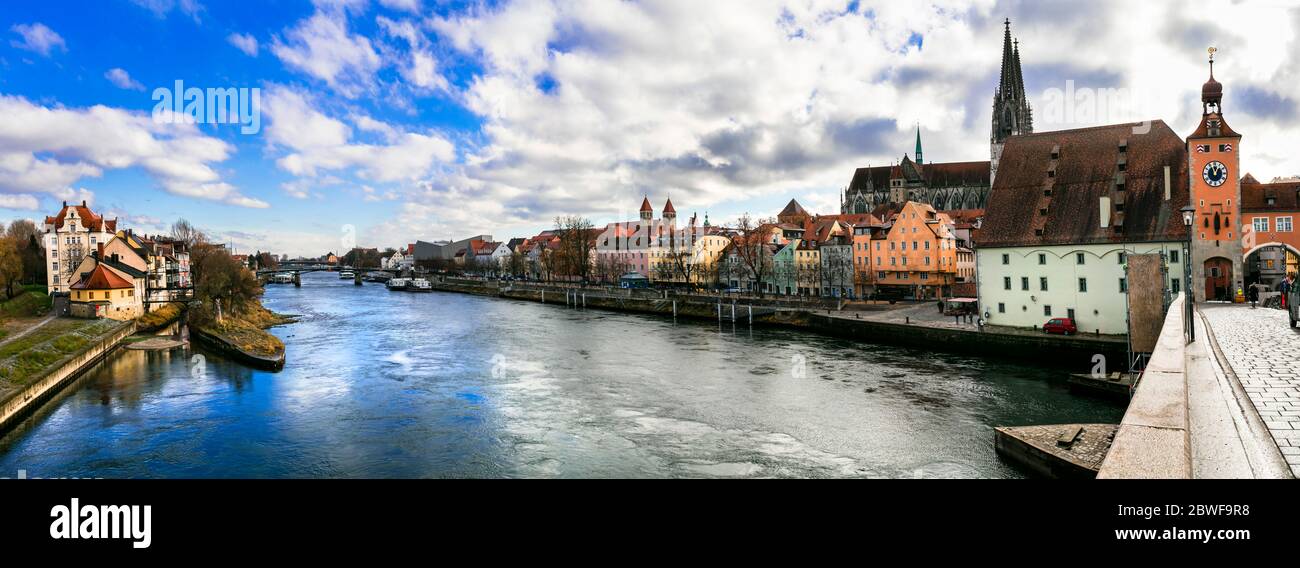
1099,294 -> 1298,478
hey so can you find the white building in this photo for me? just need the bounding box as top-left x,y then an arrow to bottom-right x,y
42,201 -> 118,294
976,120 -> 1190,335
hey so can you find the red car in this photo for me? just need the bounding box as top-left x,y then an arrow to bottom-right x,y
1042,317 -> 1078,335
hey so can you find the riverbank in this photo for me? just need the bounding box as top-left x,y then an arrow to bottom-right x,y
0,318 -> 134,434
192,305 -> 293,371
424,278 -> 1126,369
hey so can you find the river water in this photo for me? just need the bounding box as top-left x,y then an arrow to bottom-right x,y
0,272 -> 1122,478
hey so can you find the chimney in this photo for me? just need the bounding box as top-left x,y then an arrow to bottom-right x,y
62,201 -> 68,208
97,243 -> 104,258
1099,196 -> 1112,228
1163,166 -> 1171,200
81,200 -> 87,207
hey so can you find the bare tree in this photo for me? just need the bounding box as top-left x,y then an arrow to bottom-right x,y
733,214 -> 773,297
171,218 -> 207,249
554,216 -> 595,283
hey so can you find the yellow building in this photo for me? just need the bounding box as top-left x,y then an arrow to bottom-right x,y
70,264 -> 143,320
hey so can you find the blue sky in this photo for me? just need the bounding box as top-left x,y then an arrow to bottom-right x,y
1,0 -> 1297,256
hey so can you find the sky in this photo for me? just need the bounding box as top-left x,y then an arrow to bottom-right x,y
1,0 -> 1298,257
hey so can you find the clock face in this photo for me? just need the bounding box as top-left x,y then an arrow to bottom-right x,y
1203,160 -> 1228,187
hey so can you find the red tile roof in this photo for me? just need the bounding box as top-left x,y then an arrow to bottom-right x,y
639,197 -> 653,212
662,198 -> 675,214
1241,178 -> 1300,213
44,202 -> 117,232
978,120 -> 1189,248
71,264 -> 134,290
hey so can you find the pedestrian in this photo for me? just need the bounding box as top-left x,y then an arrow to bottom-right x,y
937,299 -> 944,314
1248,283 -> 1259,308
1281,273 -> 1294,310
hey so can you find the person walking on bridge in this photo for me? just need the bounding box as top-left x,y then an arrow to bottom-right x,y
1281,273 -> 1294,310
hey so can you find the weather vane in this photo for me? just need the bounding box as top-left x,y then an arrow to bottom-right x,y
1208,46 -> 1217,62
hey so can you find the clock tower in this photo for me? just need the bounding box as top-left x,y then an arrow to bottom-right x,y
1187,48 -> 1243,302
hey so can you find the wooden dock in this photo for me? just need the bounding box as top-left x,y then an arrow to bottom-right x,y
1067,372 -> 1136,401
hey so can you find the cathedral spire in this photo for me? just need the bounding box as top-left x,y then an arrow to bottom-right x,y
999,19 -> 1014,97
914,124 -> 923,165
991,18 -> 1033,186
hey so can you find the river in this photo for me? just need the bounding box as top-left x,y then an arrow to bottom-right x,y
0,272 -> 1123,478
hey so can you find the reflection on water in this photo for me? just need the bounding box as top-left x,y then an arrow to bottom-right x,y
0,273 -> 1123,478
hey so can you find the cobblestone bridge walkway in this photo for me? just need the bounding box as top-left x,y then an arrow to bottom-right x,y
1200,304 -> 1300,477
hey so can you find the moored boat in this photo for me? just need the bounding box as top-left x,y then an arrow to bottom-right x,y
386,278 -> 409,291
406,278 -> 432,292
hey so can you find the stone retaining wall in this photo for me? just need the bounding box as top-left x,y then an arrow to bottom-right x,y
0,321 -> 136,434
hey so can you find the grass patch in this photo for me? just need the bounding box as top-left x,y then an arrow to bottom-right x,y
200,316 -> 285,358
0,318 -> 122,396
136,303 -> 182,331
0,285 -> 51,318
195,303 -> 290,359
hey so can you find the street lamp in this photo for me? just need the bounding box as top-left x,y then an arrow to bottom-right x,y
1180,205 -> 1196,342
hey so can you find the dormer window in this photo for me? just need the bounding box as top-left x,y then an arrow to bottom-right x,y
1050,145 -> 1060,160
1118,139 -> 1128,153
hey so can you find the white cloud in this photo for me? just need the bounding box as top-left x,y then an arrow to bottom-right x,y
271,9 -> 383,97
0,194 -> 41,211
404,0 -> 1300,238
0,95 -> 267,208
130,0 -> 205,21
379,0 -> 421,13
104,68 -> 145,91
227,32 -> 259,57
378,16 -> 449,92
9,23 -> 66,56
263,85 -> 455,183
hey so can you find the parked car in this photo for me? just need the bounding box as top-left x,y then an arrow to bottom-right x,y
1042,317 -> 1078,335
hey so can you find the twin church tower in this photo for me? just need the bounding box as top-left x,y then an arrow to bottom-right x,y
840,19 -> 1031,214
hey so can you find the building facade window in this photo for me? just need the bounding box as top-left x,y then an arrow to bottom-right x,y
1040,277 -> 1048,291
1078,278 -> 1087,292
1119,278 -> 1128,293
1003,276 -> 1011,290
1253,217 -> 1270,233
1170,250 -> 1180,263
1076,253 -> 1085,265
998,303 -> 1006,313
1038,253 -> 1046,265
1021,277 -> 1029,291
1043,305 -> 1052,316
1279,217 -> 1293,232
1001,253 -> 1009,265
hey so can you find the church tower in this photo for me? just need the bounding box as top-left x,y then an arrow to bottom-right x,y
990,19 -> 1033,186
1187,48 -> 1243,302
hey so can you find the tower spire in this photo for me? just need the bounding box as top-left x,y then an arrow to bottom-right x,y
991,18 -> 1033,186
914,123 -> 923,165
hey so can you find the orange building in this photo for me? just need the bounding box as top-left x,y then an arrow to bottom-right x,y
873,201 -> 959,299
1240,174 -> 1300,287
